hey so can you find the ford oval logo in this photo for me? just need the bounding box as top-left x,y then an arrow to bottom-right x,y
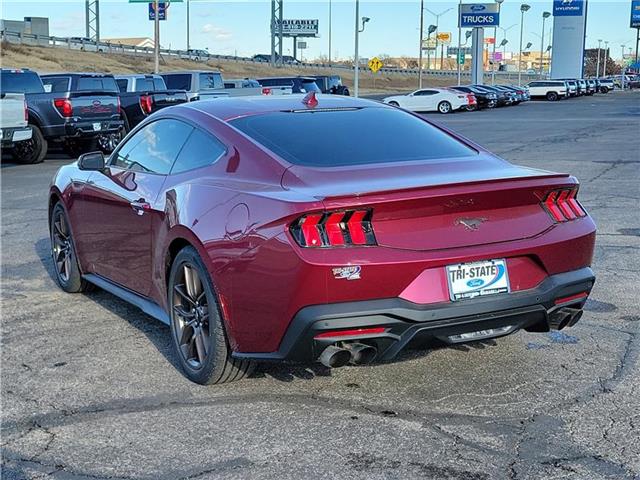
467,279 -> 485,288
470,4 -> 486,11
92,100 -> 102,107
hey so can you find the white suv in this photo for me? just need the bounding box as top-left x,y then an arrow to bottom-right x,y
527,81 -> 568,101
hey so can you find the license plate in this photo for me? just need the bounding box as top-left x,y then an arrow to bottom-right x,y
92,122 -> 101,131
446,259 -> 510,301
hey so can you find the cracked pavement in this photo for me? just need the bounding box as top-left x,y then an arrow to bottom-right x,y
2,91 -> 639,479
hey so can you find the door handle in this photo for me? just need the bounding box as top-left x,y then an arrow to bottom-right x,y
130,199 -> 150,215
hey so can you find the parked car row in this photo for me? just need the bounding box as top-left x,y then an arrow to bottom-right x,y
527,78 -> 615,101
382,84 -> 530,114
1,68 -> 349,164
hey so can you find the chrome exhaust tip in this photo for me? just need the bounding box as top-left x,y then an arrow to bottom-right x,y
318,345 -> 351,368
343,342 -> 377,365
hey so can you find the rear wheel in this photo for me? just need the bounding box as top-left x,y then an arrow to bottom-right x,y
600,86 -> 609,94
12,125 -> 47,164
50,202 -> 93,293
169,246 -> 254,385
438,101 -> 452,114
546,91 -> 559,101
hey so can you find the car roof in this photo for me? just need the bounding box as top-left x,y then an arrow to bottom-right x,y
161,70 -> 222,74
175,94 -> 387,122
41,72 -> 115,77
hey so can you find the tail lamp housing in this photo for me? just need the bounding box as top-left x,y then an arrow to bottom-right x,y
290,209 -> 376,248
542,187 -> 586,223
262,87 -> 272,95
54,98 -> 73,118
140,94 -> 154,115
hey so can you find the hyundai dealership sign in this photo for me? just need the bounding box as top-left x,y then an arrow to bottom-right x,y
459,4 -> 500,28
553,0 -> 584,16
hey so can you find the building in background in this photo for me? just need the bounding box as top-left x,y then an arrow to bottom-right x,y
0,16 -> 49,46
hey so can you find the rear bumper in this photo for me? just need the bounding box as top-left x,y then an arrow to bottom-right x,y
44,119 -> 124,140
1,126 -> 32,146
232,267 -> 595,363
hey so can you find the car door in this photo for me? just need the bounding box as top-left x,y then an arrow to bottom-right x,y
410,90 -> 438,111
79,118 -> 194,295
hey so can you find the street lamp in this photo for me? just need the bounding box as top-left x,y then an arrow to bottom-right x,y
518,4 -> 531,86
425,7 -> 453,71
596,39 -> 602,80
426,24 -> 437,73
499,23 -> 517,70
353,0 -> 370,98
539,11 -> 551,78
328,0 -> 332,64
603,40 -> 609,77
419,0 -> 424,88
491,0 -> 505,85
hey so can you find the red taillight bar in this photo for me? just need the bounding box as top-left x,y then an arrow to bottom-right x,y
54,98 -> 73,118
290,209 -> 376,248
542,188 -> 587,223
554,292 -> 588,305
314,327 -> 387,339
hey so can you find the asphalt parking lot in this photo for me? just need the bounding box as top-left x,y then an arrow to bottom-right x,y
2,91 -> 639,480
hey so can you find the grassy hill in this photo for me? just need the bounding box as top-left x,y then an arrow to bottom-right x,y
0,41 -> 455,93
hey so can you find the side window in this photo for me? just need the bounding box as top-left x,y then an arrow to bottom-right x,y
415,90 -> 437,96
152,77 -> 166,90
111,119 -> 193,175
116,79 -> 128,92
171,128 -> 227,174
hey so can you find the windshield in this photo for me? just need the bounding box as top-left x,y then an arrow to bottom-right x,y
230,107 -> 476,167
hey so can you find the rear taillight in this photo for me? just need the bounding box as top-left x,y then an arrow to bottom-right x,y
542,188 -> 586,223
139,94 -> 153,114
54,98 -> 73,118
290,209 -> 376,248
262,87 -> 272,95
24,99 -> 28,122
467,94 -> 476,104
116,96 -> 122,114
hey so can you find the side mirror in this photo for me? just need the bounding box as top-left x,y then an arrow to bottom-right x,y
78,151 -> 105,171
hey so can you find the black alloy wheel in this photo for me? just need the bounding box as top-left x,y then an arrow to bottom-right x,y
169,246 -> 254,384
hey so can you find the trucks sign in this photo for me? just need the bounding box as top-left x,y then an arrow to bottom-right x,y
459,3 -> 500,28
553,0 -> 585,17
632,0 -> 640,28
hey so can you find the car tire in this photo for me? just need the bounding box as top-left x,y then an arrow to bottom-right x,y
12,125 -> 47,164
600,87 -> 609,94
438,101 -> 452,114
169,246 -> 255,385
50,202 -> 94,293
546,92 -> 559,101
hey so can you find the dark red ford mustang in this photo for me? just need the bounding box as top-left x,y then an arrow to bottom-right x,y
49,94 -> 596,384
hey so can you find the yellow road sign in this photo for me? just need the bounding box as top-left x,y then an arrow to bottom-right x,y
368,57 -> 383,73
436,32 -> 452,44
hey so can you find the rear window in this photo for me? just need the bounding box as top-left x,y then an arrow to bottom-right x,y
163,74 -> 191,90
199,72 -> 223,89
0,71 -> 45,94
230,107 -> 476,167
116,79 -> 128,92
76,76 -> 118,92
134,78 -> 155,92
152,77 -> 166,90
42,76 -> 71,93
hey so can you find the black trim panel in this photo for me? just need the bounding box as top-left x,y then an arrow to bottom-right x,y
83,273 -> 170,324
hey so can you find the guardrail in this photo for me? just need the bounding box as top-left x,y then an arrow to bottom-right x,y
1,30 -> 539,82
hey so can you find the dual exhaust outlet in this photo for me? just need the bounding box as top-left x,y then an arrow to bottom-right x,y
318,343 -> 377,368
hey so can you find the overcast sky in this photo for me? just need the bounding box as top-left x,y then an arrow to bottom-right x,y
1,1 -> 635,60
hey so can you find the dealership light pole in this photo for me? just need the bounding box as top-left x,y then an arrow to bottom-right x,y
596,39 -> 602,80
425,7 -> 453,70
154,0 -> 160,73
353,0 -> 370,98
328,0 -> 332,64
419,0 -> 424,87
518,4 -> 530,86
539,11 -> 550,78
186,0 -> 190,51
603,40 -> 609,77
490,0 -> 505,85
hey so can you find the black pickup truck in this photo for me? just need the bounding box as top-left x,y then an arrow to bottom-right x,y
114,74 -> 188,131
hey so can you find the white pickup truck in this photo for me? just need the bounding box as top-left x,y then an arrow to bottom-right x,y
0,92 -> 33,156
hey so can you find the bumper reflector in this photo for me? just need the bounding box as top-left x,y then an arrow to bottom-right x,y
314,327 -> 386,339
554,292 -> 588,305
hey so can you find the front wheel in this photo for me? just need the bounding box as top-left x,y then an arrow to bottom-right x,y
546,91 -> 559,101
600,87 -> 609,94
169,246 -> 254,385
50,202 -> 93,293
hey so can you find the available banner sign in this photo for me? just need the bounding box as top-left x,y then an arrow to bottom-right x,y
632,0 -> 640,28
553,0 -> 585,17
274,19 -> 319,37
459,4 -> 500,28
